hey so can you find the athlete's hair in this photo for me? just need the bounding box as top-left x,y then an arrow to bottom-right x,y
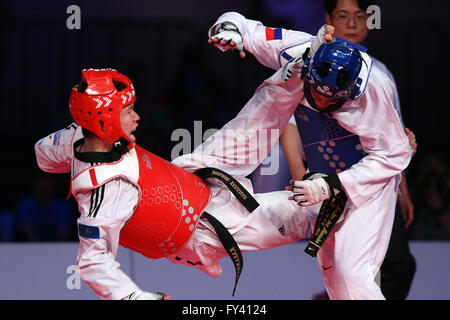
323,0 -> 376,15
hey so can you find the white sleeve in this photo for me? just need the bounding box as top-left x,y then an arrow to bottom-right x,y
75,177 -> 141,300
209,11 -> 313,70
34,123 -> 82,173
334,70 -> 412,208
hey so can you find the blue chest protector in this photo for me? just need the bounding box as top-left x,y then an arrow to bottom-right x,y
293,104 -> 366,175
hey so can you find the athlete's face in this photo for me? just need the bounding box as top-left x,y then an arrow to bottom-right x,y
309,87 -> 341,110
120,103 -> 140,143
325,0 -> 369,45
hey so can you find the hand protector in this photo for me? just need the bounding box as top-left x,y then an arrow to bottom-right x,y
292,172 -> 343,207
211,22 -> 244,52
123,289 -> 170,300
292,176 -> 331,207
281,55 -> 303,81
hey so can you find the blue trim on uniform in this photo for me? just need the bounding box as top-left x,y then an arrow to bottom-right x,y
277,40 -> 311,68
52,128 -> 65,146
281,51 -> 293,62
78,223 -> 100,239
353,56 -> 373,100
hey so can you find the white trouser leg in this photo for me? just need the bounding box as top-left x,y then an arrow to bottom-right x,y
232,191 -> 318,251
317,179 -> 398,300
168,190 -> 318,277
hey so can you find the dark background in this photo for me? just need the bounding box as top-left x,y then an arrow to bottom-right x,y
0,0 -> 448,241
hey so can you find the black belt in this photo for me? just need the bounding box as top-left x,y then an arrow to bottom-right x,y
304,174 -> 348,257
194,167 -> 259,296
194,167 -> 259,213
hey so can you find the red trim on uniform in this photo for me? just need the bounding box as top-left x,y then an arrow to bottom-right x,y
89,168 -> 98,186
265,27 -> 275,41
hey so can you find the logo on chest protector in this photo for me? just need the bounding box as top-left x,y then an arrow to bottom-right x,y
142,153 -> 152,169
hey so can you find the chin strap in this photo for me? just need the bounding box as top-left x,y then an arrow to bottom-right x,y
113,137 -> 131,154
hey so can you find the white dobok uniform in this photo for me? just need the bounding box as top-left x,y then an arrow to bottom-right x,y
209,12 -> 413,299
35,69 -> 320,300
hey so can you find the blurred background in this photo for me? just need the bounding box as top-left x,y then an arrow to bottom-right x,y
0,1 -> 449,300
0,0 -> 448,243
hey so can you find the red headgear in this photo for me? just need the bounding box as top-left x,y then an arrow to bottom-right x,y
69,68 -> 136,148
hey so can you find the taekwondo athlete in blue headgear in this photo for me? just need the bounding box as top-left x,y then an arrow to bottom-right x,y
301,40 -> 364,113
208,13 -> 413,300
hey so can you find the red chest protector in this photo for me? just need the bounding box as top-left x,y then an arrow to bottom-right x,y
71,145 -> 211,259
120,145 -> 211,259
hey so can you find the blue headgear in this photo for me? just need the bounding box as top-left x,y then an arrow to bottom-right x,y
301,40 -> 363,113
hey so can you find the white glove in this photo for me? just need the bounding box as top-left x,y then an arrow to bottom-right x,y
309,24 -> 335,58
210,22 -> 244,52
281,55 -> 303,81
123,289 -> 170,300
292,177 -> 331,207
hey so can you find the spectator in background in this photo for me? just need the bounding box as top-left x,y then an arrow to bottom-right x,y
15,173 -> 74,241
